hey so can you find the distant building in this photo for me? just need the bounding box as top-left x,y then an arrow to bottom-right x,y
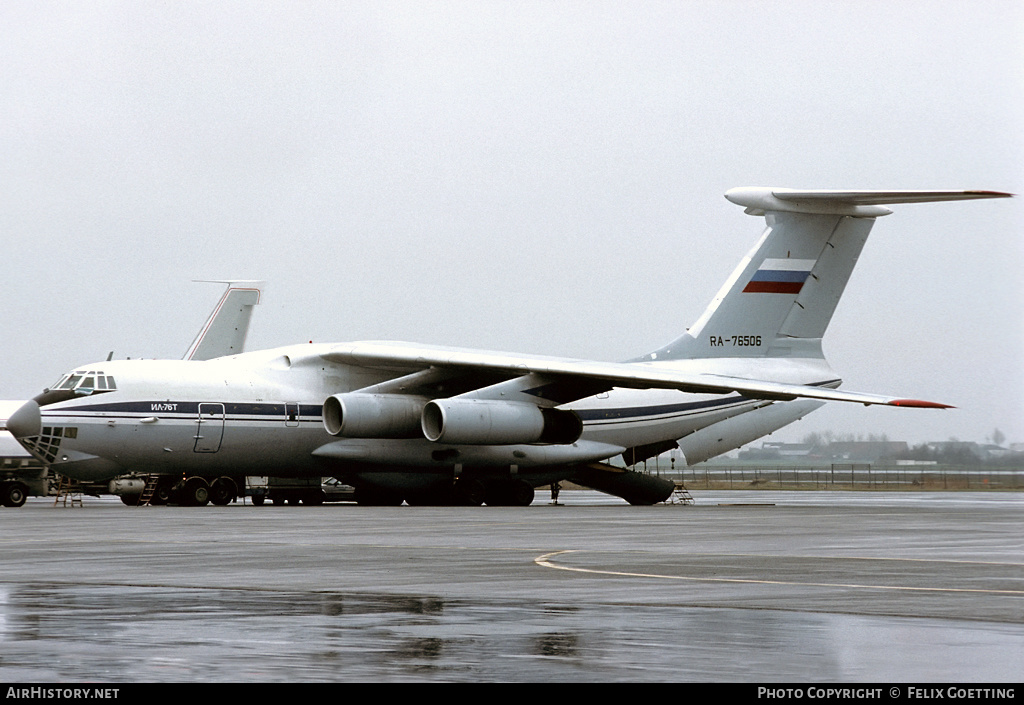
825,442 -> 909,463
761,442 -> 815,457
738,442 -> 819,462
739,440 -> 909,464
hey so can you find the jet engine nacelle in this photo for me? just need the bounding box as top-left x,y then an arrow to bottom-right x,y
421,399 -> 582,445
323,393 -> 426,438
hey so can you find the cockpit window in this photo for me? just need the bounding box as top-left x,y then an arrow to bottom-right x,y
36,371 -> 116,407
49,371 -> 117,394
55,375 -> 81,390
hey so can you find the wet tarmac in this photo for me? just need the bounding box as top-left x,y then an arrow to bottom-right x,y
0,490 -> 1021,682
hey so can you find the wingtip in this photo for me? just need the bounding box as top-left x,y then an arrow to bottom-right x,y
888,399 -> 955,409
964,190 -> 1014,198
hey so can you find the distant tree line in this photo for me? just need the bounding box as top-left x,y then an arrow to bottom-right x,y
800,428 -> 1022,467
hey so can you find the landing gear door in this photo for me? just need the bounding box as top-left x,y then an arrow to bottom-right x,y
195,403 -> 225,453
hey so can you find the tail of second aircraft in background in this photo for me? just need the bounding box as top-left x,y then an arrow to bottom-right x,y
184,280 -> 265,360
642,189 -> 1010,364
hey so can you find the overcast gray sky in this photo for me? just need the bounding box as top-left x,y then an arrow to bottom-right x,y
2,1 -> 1021,448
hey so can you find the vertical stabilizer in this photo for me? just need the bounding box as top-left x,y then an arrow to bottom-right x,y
647,212 -> 873,360
184,280 -> 265,360
644,188 -> 1011,362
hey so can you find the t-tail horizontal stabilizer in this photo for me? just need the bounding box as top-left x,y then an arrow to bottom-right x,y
645,188 -> 1012,365
724,188 -> 1013,216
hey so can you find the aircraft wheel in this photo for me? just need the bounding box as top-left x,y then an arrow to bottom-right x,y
151,483 -> 171,505
485,480 -> 535,507
2,481 -> 28,508
183,477 -> 210,506
483,485 -> 506,506
453,479 -> 485,506
510,481 -> 535,507
209,477 -> 237,506
120,493 -> 142,506
251,494 -> 265,506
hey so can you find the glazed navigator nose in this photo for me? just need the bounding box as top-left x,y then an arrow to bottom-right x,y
6,400 -> 41,439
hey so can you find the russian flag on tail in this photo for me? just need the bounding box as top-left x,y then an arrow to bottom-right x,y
743,258 -> 817,294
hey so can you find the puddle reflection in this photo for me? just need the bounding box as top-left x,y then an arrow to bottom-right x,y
0,582 -> 1019,682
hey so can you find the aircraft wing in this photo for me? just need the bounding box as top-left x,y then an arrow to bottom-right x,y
321,342 -> 950,408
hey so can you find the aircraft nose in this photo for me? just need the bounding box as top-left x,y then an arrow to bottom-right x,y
6,400 -> 41,439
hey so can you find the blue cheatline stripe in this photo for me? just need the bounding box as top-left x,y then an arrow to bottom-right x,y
47,400 -> 325,420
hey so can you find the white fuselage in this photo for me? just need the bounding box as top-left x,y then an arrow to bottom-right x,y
19,343 -> 835,482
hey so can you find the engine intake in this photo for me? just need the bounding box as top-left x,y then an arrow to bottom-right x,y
421,399 -> 582,445
323,393 -> 426,438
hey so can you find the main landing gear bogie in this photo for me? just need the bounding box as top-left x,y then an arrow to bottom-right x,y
482,479 -> 535,507
173,476 -> 240,506
115,474 -> 540,508
119,475 -> 245,507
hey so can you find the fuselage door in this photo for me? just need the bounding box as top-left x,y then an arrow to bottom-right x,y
285,402 -> 300,427
194,403 -> 226,453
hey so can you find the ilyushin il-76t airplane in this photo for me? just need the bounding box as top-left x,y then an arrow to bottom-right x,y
6,187 -> 1011,506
